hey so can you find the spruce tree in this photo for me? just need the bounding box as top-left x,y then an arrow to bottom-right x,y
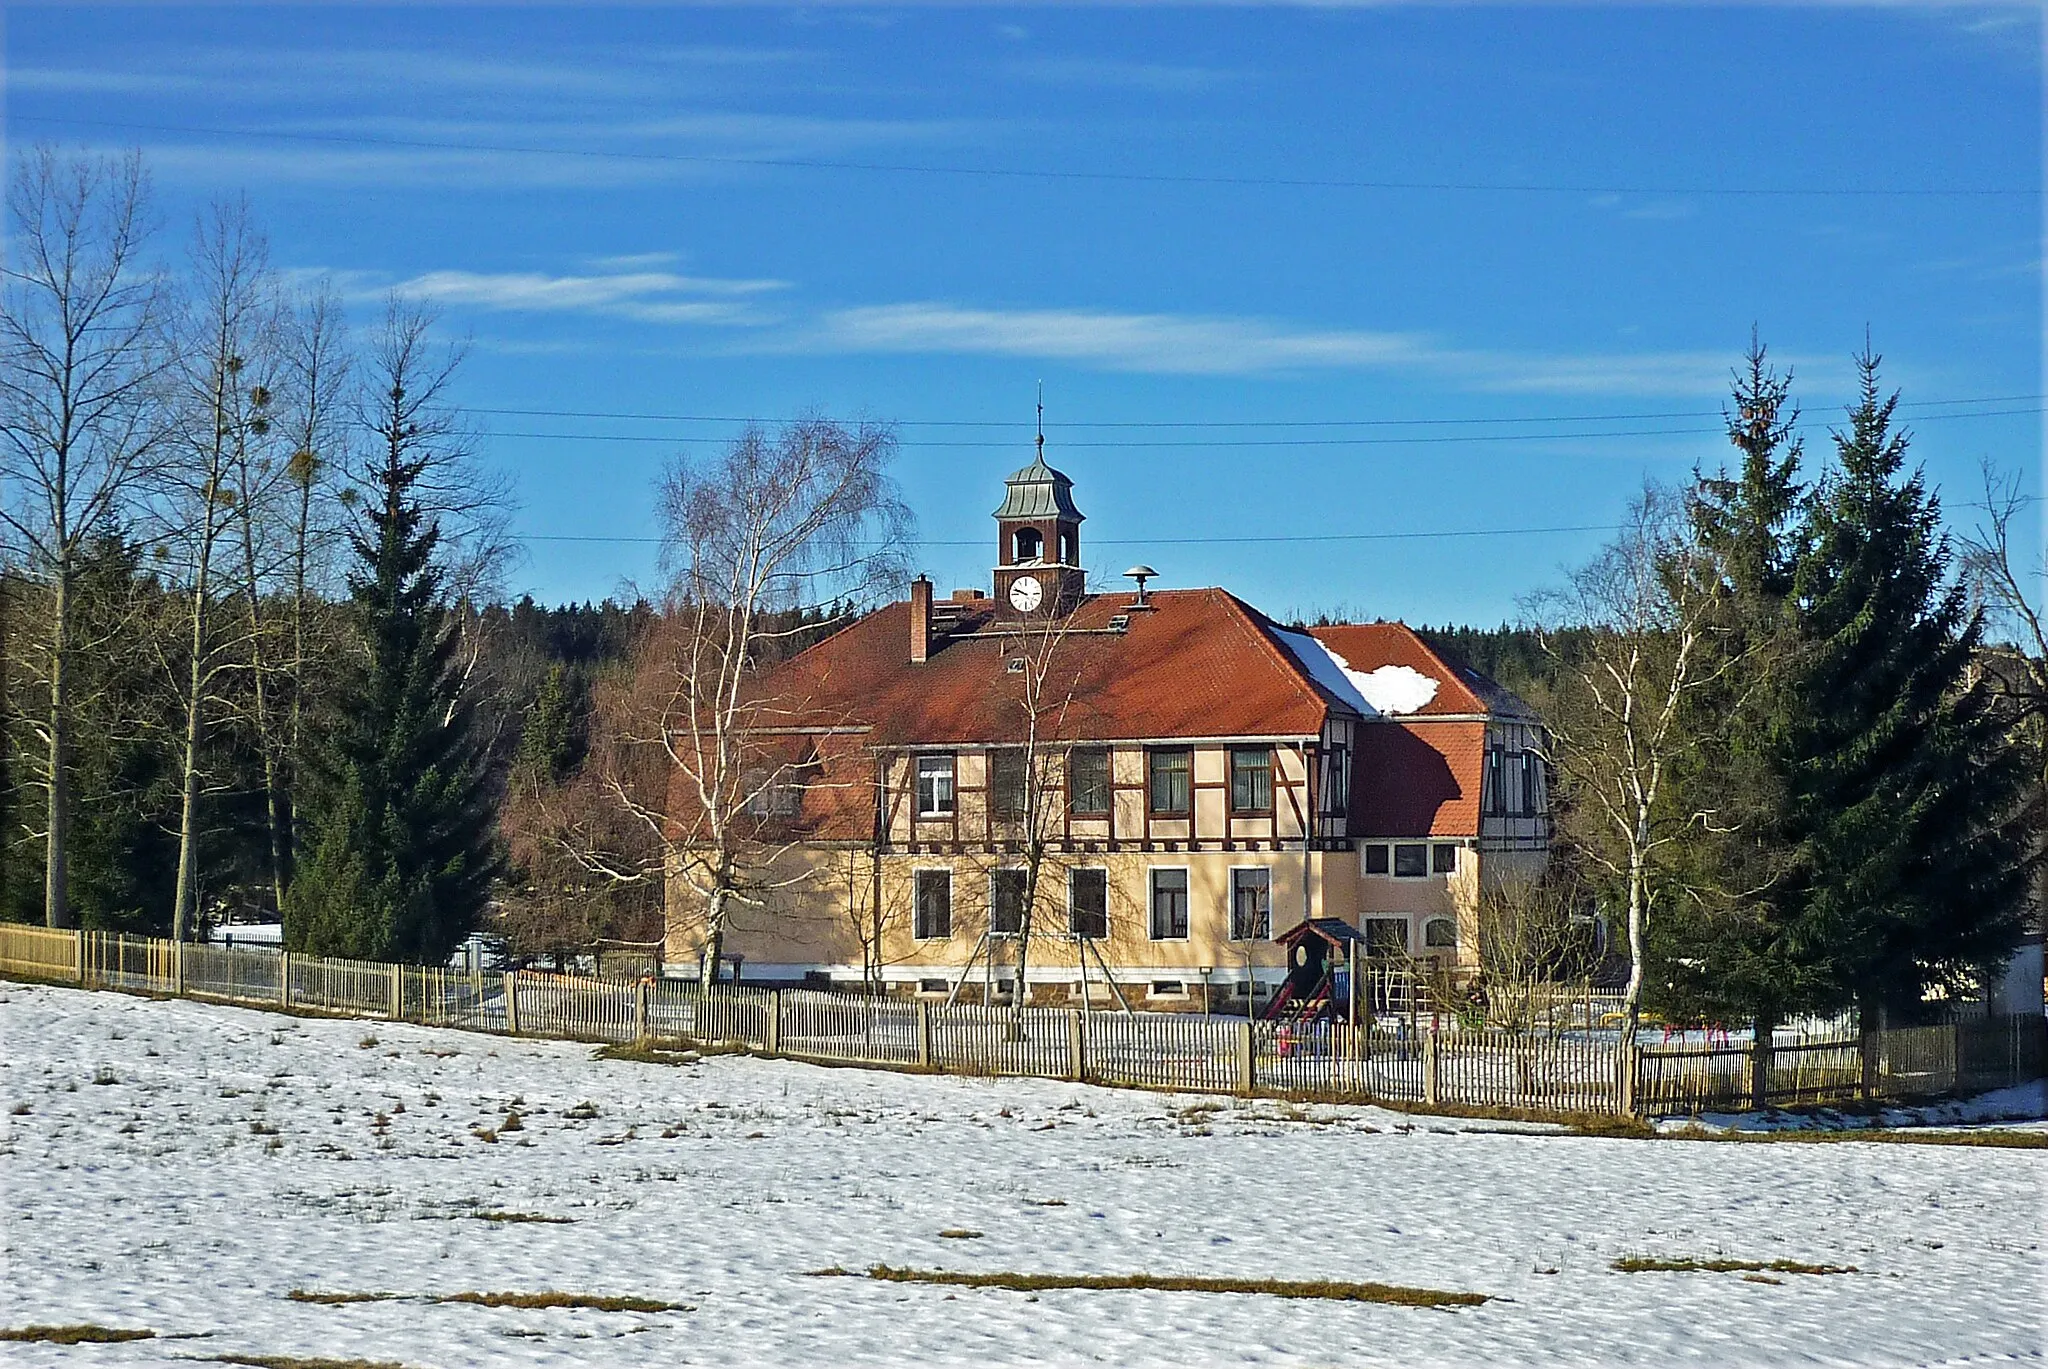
284,440 -> 498,964
1776,350 -> 2033,1017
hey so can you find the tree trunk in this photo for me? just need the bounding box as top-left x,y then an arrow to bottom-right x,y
171,540 -> 215,943
1622,847 -> 1646,1039
43,570 -> 72,929
699,886 -> 728,987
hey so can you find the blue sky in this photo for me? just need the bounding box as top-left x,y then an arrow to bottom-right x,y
8,4 -> 2041,624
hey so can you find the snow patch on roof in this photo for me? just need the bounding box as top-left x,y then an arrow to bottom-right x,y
1275,629 -> 1442,717
1356,663 -> 1441,715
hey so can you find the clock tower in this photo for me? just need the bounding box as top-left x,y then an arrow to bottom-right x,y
992,439 -> 1086,616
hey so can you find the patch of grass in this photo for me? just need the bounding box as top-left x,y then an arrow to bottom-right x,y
291,1289 -> 677,1313
0,1324 -> 156,1344
937,1229 -> 983,1239
1741,1274 -> 1783,1285
595,1043 -> 718,1066
207,1357 -> 407,1369
471,1211 -> 573,1224
433,1291 -> 679,1312
1611,1256 -> 1857,1276
10,1102 -> 30,1116
1565,1114 -> 1659,1140
812,1266 -> 1488,1308
499,1110 -> 524,1133
1022,1198 -> 1067,1207
1660,1124 -> 2048,1150
357,1036 -> 379,1050
562,1101 -> 600,1121
90,1066 -> 119,1085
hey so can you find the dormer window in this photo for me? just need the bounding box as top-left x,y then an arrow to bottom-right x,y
1014,527 -> 1043,563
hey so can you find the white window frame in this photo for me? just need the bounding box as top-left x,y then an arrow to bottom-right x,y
1423,916 -> 1459,950
912,867 -> 953,940
1430,842 -> 1459,876
1228,865 -> 1272,942
1364,842 -> 1391,877
915,753 -> 956,818
1067,866 -> 1109,940
1148,866 -> 1191,941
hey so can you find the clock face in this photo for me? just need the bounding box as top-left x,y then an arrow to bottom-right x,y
1008,574 -> 1044,612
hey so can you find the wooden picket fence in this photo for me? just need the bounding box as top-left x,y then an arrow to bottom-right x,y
2,923 -> 2040,1118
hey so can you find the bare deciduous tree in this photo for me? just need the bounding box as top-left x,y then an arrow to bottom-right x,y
0,146 -> 174,928
1530,485 -> 1736,1034
574,419 -> 907,986
163,197 -> 285,940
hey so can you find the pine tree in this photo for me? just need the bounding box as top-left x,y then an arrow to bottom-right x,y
1776,349 -> 2034,1017
283,435 -> 498,964
1652,338 -> 1815,1024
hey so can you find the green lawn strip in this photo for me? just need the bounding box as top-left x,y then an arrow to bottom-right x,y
288,1289 -> 677,1312
0,1324 -> 156,1344
812,1265 -> 1488,1308
1612,1256 -> 1857,1276
470,1211 -> 573,1224
1650,1124 -> 2047,1149
206,1356 -> 407,1369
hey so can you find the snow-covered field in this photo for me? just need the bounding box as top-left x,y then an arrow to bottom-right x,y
1,982 -> 2042,1368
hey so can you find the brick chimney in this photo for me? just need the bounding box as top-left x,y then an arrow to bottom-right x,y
909,575 -> 933,664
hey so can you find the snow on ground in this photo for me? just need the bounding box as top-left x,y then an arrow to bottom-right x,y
1,982 -> 2042,1368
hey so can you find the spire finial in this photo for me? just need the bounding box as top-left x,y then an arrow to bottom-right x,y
1035,380 -> 1044,459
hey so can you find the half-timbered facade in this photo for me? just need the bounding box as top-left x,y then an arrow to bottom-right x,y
665,457 -> 1548,1010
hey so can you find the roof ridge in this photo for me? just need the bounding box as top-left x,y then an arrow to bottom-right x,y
1216,590 -> 1348,723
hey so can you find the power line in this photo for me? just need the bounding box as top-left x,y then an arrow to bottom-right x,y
18,114 -> 2038,199
463,393 -> 2047,431
522,523 -> 1621,547
475,406 -> 2043,452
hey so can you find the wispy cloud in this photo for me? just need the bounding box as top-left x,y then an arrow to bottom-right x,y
797,301 -> 1748,395
304,267 -> 789,327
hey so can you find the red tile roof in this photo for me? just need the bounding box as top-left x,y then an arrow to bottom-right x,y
764,588 -> 1342,744
1306,621 -> 1536,720
1352,720 -> 1485,837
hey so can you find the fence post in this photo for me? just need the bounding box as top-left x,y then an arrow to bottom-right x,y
1860,1021 -> 1880,1102
634,978 -> 651,1042
172,938 -> 184,997
388,963 -> 402,1020
1751,1028 -> 1772,1111
916,1000 -> 933,1069
503,972 -> 521,1034
765,990 -> 783,1055
1423,1024 -> 1441,1108
279,951 -> 293,1008
1618,1041 -> 1639,1117
1237,1021 -> 1255,1095
1068,1009 -> 1086,1082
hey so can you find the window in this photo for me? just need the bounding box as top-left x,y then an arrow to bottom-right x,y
1149,868 -> 1190,940
1014,527 -> 1043,562
1229,746 -> 1273,814
741,768 -> 801,818
1069,869 -> 1108,939
1484,748 -> 1505,817
1431,843 -> 1458,875
915,754 -> 955,817
1150,980 -> 1187,998
1324,743 -> 1350,815
913,870 -> 952,939
1424,917 -> 1458,950
1521,752 -> 1544,816
918,978 -> 949,995
988,748 -> 1026,821
1068,746 -> 1111,817
991,869 -> 1027,937
1393,843 -> 1429,878
1364,843 -> 1390,875
1230,868 -> 1271,940
1148,747 -> 1193,816
1365,918 -> 1410,954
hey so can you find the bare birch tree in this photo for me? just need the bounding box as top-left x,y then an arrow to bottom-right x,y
0,147 -> 174,928
162,198 -> 284,940
575,420 -> 906,985
1530,485 -> 1735,1034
